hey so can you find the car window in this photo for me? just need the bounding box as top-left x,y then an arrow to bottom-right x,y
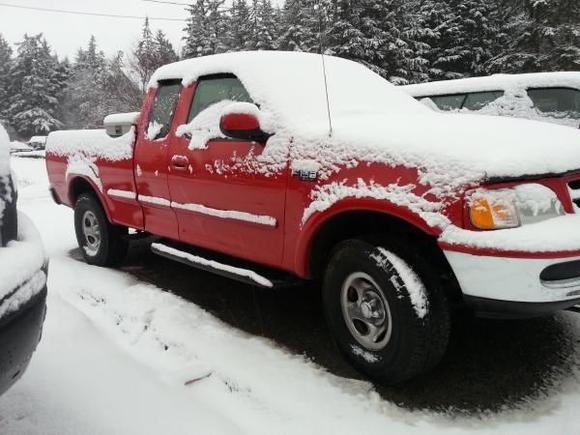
188,75 -> 252,123
527,88 -> 580,118
463,91 -> 503,110
429,94 -> 466,111
148,81 -> 182,140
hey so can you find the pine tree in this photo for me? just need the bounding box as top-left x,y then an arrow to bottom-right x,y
182,0 -> 228,58
133,18 -> 158,91
225,0 -> 252,51
488,0 -> 580,72
0,34 -> 13,120
414,0 -> 464,80
155,30 -> 179,66
253,0 -> 280,50
75,35 -> 106,72
449,0 -> 505,76
278,0 -> 319,52
6,34 -> 64,138
62,37 -> 141,129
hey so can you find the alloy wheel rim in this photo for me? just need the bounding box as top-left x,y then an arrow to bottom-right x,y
82,210 -> 101,256
340,271 -> 392,351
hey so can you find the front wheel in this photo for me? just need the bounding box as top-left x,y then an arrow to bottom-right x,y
74,193 -> 128,267
322,239 -> 450,384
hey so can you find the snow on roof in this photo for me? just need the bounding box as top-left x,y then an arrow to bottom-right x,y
103,112 -> 141,126
402,72 -> 580,97
151,52 -> 580,182
0,125 -> 10,177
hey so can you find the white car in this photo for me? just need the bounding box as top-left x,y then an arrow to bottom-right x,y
401,72 -> 580,129
0,125 -> 47,396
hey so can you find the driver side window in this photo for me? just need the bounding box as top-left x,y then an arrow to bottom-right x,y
188,75 -> 253,123
148,80 -> 182,140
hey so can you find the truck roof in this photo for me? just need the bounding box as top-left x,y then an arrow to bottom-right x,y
402,72 -> 580,97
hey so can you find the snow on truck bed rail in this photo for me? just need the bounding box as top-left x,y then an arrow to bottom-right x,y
46,128 -> 135,161
150,51 -> 580,183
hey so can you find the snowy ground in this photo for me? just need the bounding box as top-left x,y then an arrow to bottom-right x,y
1,157 -> 580,434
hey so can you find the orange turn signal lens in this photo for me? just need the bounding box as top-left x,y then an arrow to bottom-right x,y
469,191 -> 520,230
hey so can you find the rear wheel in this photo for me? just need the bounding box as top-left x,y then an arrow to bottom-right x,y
74,193 -> 128,267
322,239 -> 450,384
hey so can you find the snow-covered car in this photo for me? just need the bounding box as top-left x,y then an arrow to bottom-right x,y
0,125 -> 47,396
46,51 -> 580,384
28,136 -> 47,151
9,141 -> 33,154
402,72 -> 580,129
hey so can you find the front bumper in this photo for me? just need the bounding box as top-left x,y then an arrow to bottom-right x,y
444,250 -> 580,318
440,215 -> 580,318
0,276 -> 47,396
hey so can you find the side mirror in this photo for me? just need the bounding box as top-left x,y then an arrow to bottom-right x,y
220,112 -> 271,143
103,112 -> 140,138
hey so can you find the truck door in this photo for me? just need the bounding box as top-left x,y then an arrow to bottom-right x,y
134,80 -> 181,240
167,75 -> 288,268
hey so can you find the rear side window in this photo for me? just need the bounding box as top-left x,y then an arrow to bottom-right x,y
188,75 -> 252,122
429,94 -> 466,110
463,91 -> 503,110
527,88 -> 580,118
148,81 -> 182,140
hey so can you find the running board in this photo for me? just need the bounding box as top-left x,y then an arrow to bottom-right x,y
151,242 -> 302,289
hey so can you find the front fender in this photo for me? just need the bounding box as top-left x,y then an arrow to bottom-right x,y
294,197 -> 441,277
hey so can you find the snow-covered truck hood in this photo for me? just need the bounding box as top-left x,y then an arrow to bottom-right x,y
151,52 -> 580,185
331,111 -> 580,181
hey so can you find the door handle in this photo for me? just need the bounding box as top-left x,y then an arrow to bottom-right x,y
171,155 -> 190,171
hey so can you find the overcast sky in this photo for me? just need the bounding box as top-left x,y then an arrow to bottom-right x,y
0,0 -> 283,60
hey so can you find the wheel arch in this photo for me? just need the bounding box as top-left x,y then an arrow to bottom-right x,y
297,202 -> 462,303
68,176 -> 113,222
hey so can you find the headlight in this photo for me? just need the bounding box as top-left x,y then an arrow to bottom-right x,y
468,184 -> 564,230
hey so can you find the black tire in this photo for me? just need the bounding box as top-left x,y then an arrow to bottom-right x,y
322,239 -> 450,384
74,193 -> 128,267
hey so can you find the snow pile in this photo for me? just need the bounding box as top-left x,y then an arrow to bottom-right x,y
46,128 -> 135,161
0,212 -> 46,316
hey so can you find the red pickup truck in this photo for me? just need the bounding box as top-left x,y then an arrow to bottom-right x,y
46,51 -> 580,384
